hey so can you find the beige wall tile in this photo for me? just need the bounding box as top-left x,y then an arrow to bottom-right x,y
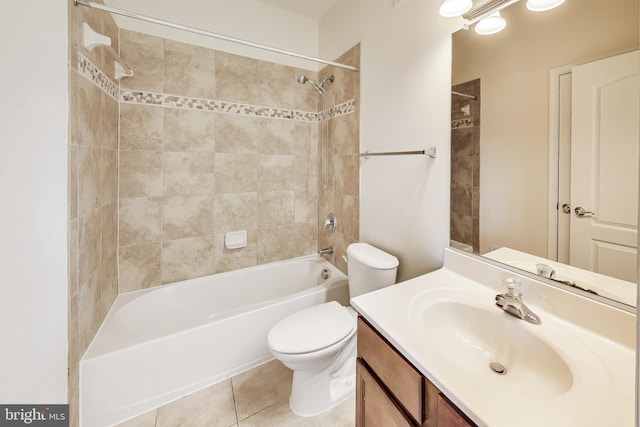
78,76 -> 102,146
119,196 -> 161,246
294,69 -> 319,112
257,191 -> 294,228
293,122 -> 317,155
164,49 -> 216,99
215,114 -> 258,154
78,209 -> 102,286
102,202 -> 117,261
213,232 -> 257,274
164,109 -> 216,152
213,192 -> 257,233
69,144 -> 78,221
78,269 -> 102,352
332,114 -> 358,155
119,150 -> 162,197
119,243 -> 161,292
294,223 -> 317,257
120,30 -> 164,92
215,52 -> 257,104
256,61 -> 296,109
334,154 -> 359,197
258,155 -> 295,192
295,191 -> 317,225
69,219 -> 79,299
257,225 -> 295,264
257,118 -> 295,155
214,153 -> 258,193
101,148 -> 117,206
78,146 -> 101,217
165,39 -> 216,59
101,253 -> 118,315
162,194 -> 214,240
294,155 -> 318,193
161,237 -> 216,284
101,93 -> 118,149
163,151 -> 215,195
120,104 -> 163,151
69,71 -> 79,145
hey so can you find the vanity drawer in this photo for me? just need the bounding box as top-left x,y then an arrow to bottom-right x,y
357,317 -> 423,423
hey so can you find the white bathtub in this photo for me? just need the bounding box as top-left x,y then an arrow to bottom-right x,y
80,255 -> 349,427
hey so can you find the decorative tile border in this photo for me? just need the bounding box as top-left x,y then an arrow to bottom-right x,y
78,53 -> 119,100
79,51 -> 356,122
452,118 -> 474,129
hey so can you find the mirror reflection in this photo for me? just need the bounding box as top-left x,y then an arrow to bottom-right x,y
450,0 -> 639,306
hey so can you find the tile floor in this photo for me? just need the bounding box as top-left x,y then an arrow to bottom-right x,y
115,360 -> 355,427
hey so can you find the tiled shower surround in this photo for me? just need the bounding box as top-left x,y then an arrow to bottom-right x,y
67,1 -> 360,424
450,79 -> 480,252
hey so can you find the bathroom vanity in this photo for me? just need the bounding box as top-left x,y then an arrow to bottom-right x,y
351,248 -> 636,427
357,316 -> 473,426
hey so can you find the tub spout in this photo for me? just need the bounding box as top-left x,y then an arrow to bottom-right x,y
318,247 -> 334,256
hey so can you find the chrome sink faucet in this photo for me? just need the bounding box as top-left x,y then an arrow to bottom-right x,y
495,278 -> 541,325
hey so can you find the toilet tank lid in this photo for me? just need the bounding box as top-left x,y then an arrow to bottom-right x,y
347,243 -> 399,270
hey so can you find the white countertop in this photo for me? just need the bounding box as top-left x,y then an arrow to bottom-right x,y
351,248 -> 636,427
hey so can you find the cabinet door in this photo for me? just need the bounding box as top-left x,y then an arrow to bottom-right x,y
437,394 -> 475,427
356,361 -> 414,427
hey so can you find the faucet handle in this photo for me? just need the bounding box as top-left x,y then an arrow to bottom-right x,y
503,278 -> 521,297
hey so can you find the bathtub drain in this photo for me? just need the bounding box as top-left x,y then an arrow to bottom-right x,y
320,268 -> 332,280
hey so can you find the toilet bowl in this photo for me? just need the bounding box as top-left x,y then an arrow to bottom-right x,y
267,243 -> 399,416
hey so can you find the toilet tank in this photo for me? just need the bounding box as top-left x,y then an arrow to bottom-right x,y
347,243 -> 399,298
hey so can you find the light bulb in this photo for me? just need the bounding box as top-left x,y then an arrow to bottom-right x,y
474,11 -> 506,35
439,0 -> 473,18
526,0 -> 565,12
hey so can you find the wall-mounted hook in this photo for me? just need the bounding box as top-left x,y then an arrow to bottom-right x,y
82,22 -> 134,80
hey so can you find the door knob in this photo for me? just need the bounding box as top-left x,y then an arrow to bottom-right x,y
574,206 -> 595,217
561,203 -> 571,214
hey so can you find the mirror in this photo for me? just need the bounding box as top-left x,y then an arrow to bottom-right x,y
450,0 -> 639,307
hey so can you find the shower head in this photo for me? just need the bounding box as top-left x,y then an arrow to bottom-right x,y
297,74 -> 326,94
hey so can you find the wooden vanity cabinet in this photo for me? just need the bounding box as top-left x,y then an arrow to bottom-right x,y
356,317 -> 476,427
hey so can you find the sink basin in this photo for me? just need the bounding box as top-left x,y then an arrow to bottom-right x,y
352,249 -> 634,427
412,298 -> 573,398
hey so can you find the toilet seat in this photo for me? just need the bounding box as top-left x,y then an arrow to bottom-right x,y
268,301 -> 355,355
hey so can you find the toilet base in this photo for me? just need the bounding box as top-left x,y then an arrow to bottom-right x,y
289,356 -> 356,417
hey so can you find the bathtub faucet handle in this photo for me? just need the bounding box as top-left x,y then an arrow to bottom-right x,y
323,213 -> 337,233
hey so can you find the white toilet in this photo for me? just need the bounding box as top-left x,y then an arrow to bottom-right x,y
267,243 -> 399,416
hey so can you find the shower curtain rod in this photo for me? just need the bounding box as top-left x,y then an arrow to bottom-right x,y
73,0 -> 359,72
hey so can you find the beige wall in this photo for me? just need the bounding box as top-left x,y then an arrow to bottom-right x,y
318,45 -> 361,273
68,0 -> 120,424
452,0 -> 638,256
117,30 -> 359,291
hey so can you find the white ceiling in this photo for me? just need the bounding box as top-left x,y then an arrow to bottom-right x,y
254,0 -> 342,19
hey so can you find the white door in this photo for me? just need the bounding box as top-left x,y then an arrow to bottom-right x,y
570,50 -> 639,283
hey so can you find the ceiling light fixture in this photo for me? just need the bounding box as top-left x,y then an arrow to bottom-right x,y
525,0 -> 565,12
474,11 -> 507,35
439,0 -> 473,18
